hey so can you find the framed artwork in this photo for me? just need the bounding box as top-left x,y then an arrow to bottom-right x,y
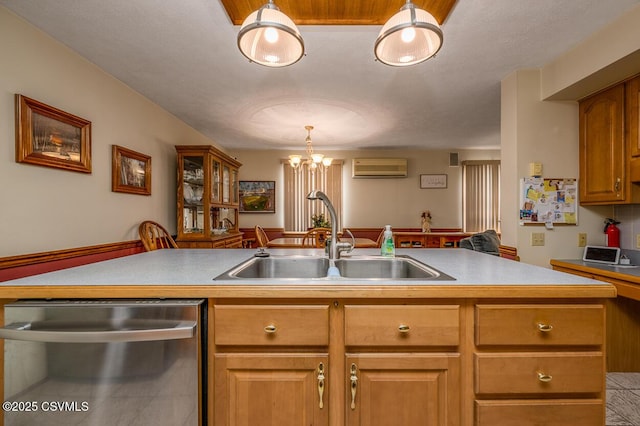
420,174 -> 448,189
112,145 -> 151,195
15,94 -> 92,173
239,181 -> 275,213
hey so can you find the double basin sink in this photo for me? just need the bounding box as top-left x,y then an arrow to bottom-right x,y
214,254 -> 455,281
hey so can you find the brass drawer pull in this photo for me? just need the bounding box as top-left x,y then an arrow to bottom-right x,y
264,324 -> 277,333
317,362 -> 325,409
537,323 -> 553,332
350,363 -> 358,410
398,324 -> 410,333
537,372 -> 553,383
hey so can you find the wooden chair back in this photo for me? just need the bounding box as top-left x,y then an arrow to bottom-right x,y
255,225 -> 270,247
498,245 -> 520,261
302,228 -> 332,248
374,229 -> 385,248
139,221 -> 178,251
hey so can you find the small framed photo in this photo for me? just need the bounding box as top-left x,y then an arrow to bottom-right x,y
239,181 -> 275,213
112,145 -> 151,195
420,174 -> 447,189
15,94 -> 92,173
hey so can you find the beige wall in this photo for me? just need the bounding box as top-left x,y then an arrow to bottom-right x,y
0,7 -> 223,257
501,70 -> 612,267
229,149 -> 500,231
501,4 -> 640,267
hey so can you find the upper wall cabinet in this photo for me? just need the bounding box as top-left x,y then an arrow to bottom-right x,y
627,76 -> 640,159
175,145 -> 242,248
579,75 -> 640,205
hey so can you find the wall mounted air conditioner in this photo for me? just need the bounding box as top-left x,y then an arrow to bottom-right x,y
352,158 -> 408,178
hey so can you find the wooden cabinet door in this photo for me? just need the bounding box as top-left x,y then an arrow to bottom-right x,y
214,353 -> 329,426
345,353 -> 460,426
579,84 -> 625,203
627,76 -> 640,158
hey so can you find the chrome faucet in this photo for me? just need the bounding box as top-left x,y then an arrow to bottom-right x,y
306,190 -> 353,260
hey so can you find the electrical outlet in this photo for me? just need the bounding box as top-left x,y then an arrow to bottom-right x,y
531,232 -> 545,246
578,233 -> 587,247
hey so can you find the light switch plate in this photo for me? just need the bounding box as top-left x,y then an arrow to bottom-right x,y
578,233 -> 587,247
531,232 -> 545,246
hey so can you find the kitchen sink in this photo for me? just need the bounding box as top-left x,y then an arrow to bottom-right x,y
216,255 -> 330,279
214,254 -> 454,281
334,255 -> 454,280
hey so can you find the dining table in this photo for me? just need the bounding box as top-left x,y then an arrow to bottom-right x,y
266,237 -> 378,249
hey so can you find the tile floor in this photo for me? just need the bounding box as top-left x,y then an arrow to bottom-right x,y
607,373 -> 640,426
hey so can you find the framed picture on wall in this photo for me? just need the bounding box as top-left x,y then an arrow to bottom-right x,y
15,94 -> 92,173
239,181 -> 275,213
111,145 -> 151,195
420,174 -> 447,189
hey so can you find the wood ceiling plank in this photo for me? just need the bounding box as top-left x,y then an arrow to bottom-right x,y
220,0 -> 457,26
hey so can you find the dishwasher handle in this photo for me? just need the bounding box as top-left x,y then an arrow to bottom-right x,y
0,320 -> 196,343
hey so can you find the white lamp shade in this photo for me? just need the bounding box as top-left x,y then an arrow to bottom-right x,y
288,154 -> 302,167
374,3 -> 443,67
310,153 -> 324,163
238,4 -> 304,67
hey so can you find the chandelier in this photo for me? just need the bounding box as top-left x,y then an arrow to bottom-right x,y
288,126 -> 332,170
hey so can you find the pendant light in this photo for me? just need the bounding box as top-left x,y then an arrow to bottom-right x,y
374,0 -> 443,67
237,0 -> 304,67
288,126 -> 332,170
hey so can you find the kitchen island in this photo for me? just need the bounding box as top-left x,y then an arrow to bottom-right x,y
0,249 -> 616,426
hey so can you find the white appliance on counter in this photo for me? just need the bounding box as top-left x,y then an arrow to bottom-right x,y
0,299 -> 205,426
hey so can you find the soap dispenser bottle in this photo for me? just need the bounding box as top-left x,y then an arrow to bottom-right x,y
381,225 -> 395,257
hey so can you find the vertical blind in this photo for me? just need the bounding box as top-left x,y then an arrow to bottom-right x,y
283,161 -> 343,232
462,160 -> 501,233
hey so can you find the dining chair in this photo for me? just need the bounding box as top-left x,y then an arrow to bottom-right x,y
302,228 -> 332,248
139,220 -> 179,251
255,225 -> 270,247
374,229 -> 385,248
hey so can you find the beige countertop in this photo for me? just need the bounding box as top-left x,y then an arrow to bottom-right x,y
0,249 -> 616,300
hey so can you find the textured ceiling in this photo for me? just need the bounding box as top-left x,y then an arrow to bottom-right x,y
1,0 -> 639,152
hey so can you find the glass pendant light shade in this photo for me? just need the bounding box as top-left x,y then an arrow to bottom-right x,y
288,155 -> 302,167
238,0 -> 304,67
374,0 -> 443,67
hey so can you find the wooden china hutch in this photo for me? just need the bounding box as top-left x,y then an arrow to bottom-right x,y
175,145 -> 243,248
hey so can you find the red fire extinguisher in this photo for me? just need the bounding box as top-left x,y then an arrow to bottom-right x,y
604,218 -> 620,248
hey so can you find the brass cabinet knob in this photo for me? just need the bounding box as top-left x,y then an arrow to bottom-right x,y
398,324 -> 410,333
537,372 -> 553,382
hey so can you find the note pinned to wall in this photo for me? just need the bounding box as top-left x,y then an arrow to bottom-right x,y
519,178 -> 578,225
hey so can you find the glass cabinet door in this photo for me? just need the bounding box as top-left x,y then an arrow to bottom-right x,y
182,156 -> 205,235
222,164 -> 230,203
211,158 -> 221,203
231,168 -> 238,205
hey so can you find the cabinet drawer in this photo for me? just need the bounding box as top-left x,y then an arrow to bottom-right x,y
345,305 -> 459,346
475,304 -> 604,346
474,352 -> 603,395
475,399 -> 604,426
214,305 -> 329,346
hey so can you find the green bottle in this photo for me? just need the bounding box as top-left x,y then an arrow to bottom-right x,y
381,225 -> 395,257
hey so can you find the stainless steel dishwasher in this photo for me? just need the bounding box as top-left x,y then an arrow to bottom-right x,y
0,299 -> 206,426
